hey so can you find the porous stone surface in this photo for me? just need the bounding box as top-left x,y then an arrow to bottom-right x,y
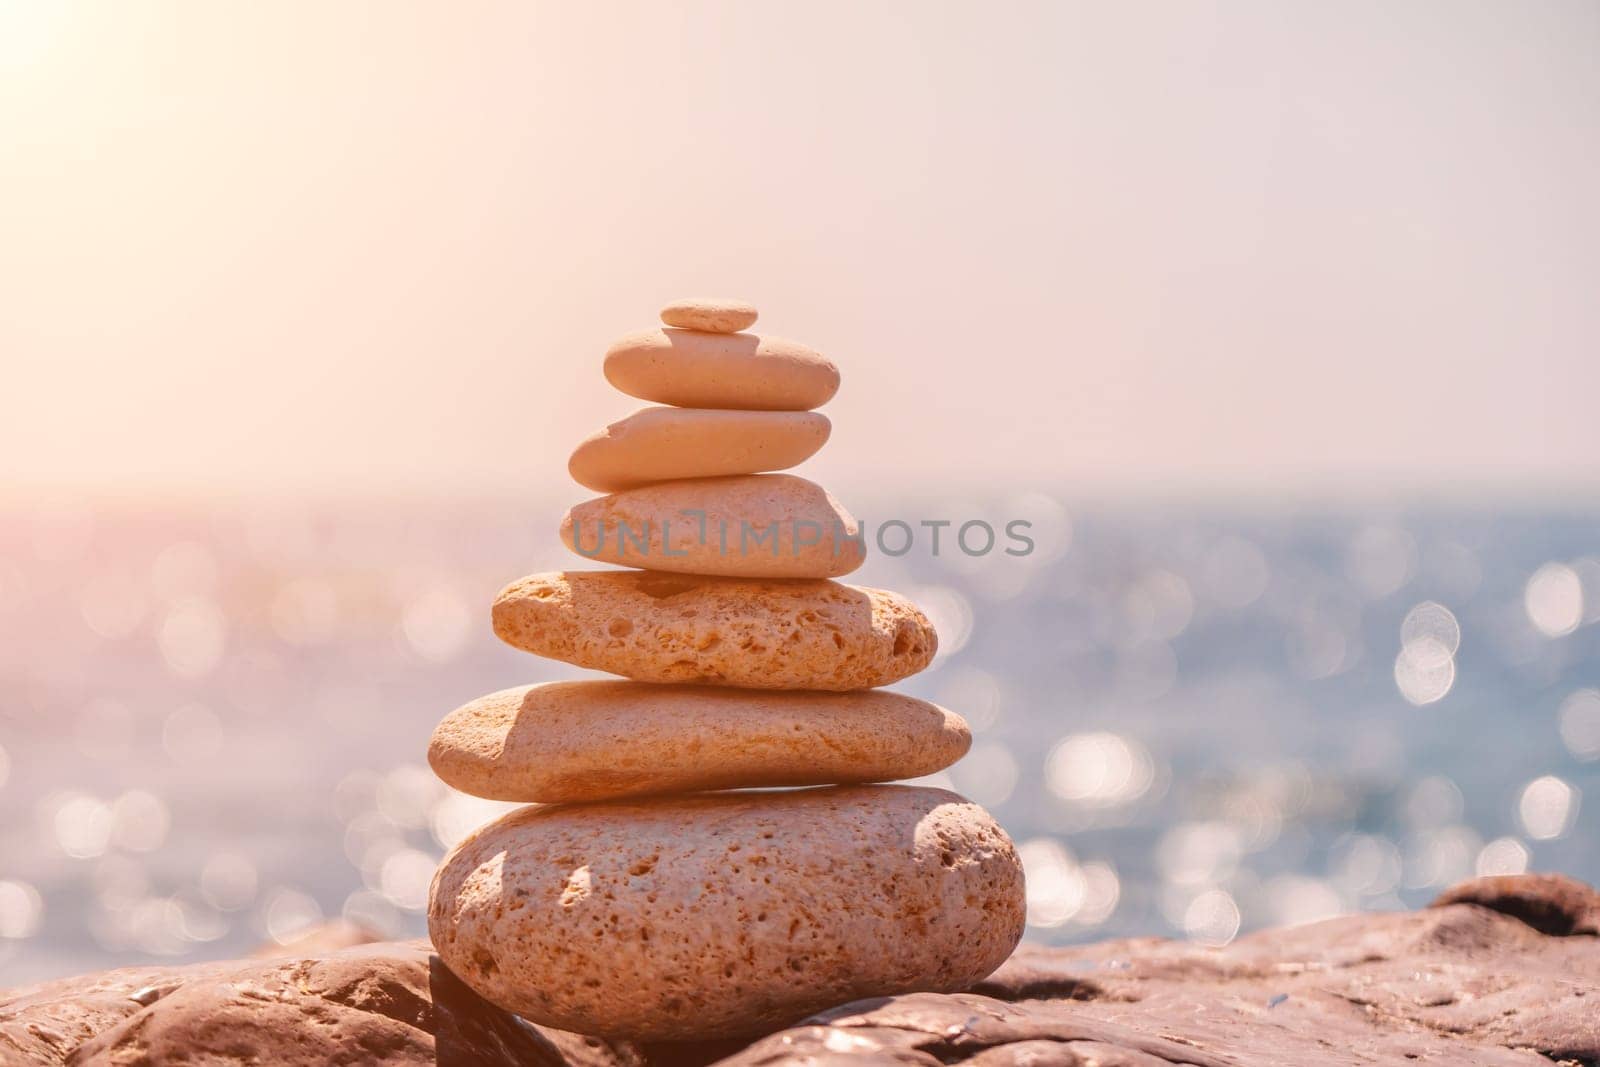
492,571 -> 937,690
604,329 -> 839,410
569,408 -> 831,492
428,680 -> 971,803
0,939 -> 639,1067
716,872 -> 1600,1067
428,785 -> 1026,1042
659,298 -> 759,334
561,474 -> 865,579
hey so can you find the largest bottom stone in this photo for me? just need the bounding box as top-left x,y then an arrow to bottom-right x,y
427,784 -> 1025,1040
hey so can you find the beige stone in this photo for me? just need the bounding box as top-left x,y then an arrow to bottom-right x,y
560,474 -> 864,579
568,408 -> 830,493
428,681 -> 970,803
604,329 -> 839,410
492,571 -> 937,690
659,297 -> 758,334
428,785 -> 1026,1040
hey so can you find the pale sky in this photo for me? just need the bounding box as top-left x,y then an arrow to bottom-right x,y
2,1 -> 1596,498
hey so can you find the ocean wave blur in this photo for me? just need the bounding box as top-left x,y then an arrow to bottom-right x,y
0,493 -> 1596,983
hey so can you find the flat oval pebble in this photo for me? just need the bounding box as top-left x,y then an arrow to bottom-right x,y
604,329 -> 839,410
492,571 -> 937,690
659,297 -> 758,334
428,785 -> 1025,1040
568,408 -> 830,492
560,474 -> 864,579
428,681 -> 970,803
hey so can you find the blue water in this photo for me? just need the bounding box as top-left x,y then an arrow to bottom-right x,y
1,496 -> 1596,985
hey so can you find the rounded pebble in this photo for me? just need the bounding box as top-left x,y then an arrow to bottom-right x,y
428,785 -> 1025,1040
491,570 -> 937,690
428,681 -> 971,803
568,408 -> 830,493
659,298 -> 758,334
604,329 -> 839,411
560,474 -> 864,579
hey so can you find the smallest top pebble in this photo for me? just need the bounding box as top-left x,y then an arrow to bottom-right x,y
660,298 -> 758,334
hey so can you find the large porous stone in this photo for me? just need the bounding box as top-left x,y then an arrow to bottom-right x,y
430,786 -> 1025,1041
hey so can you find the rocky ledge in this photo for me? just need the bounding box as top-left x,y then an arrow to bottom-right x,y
3,873 -> 1596,1067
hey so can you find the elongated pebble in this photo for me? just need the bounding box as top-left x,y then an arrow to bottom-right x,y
568,407 -> 829,492
428,681 -> 970,803
659,298 -> 758,333
491,570 -> 937,690
560,474 -> 863,579
604,329 -> 839,410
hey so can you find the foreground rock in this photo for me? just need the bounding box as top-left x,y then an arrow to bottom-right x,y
0,939 -> 637,1067
8,872 -> 1596,1065
720,872 -> 1600,1067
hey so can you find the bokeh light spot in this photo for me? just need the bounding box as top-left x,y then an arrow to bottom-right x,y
1045,732 -> 1153,808
1525,563 -> 1584,638
1558,689 -> 1600,761
1183,888 -> 1240,946
1518,776 -> 1579,841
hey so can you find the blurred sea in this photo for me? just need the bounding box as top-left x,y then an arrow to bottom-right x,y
1,493 -> 1597,986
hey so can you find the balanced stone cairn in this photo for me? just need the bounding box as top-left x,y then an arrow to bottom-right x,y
426,299 -> 1026,1041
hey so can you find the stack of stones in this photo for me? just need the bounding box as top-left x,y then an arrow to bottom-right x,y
426,299 -> 1026,1041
